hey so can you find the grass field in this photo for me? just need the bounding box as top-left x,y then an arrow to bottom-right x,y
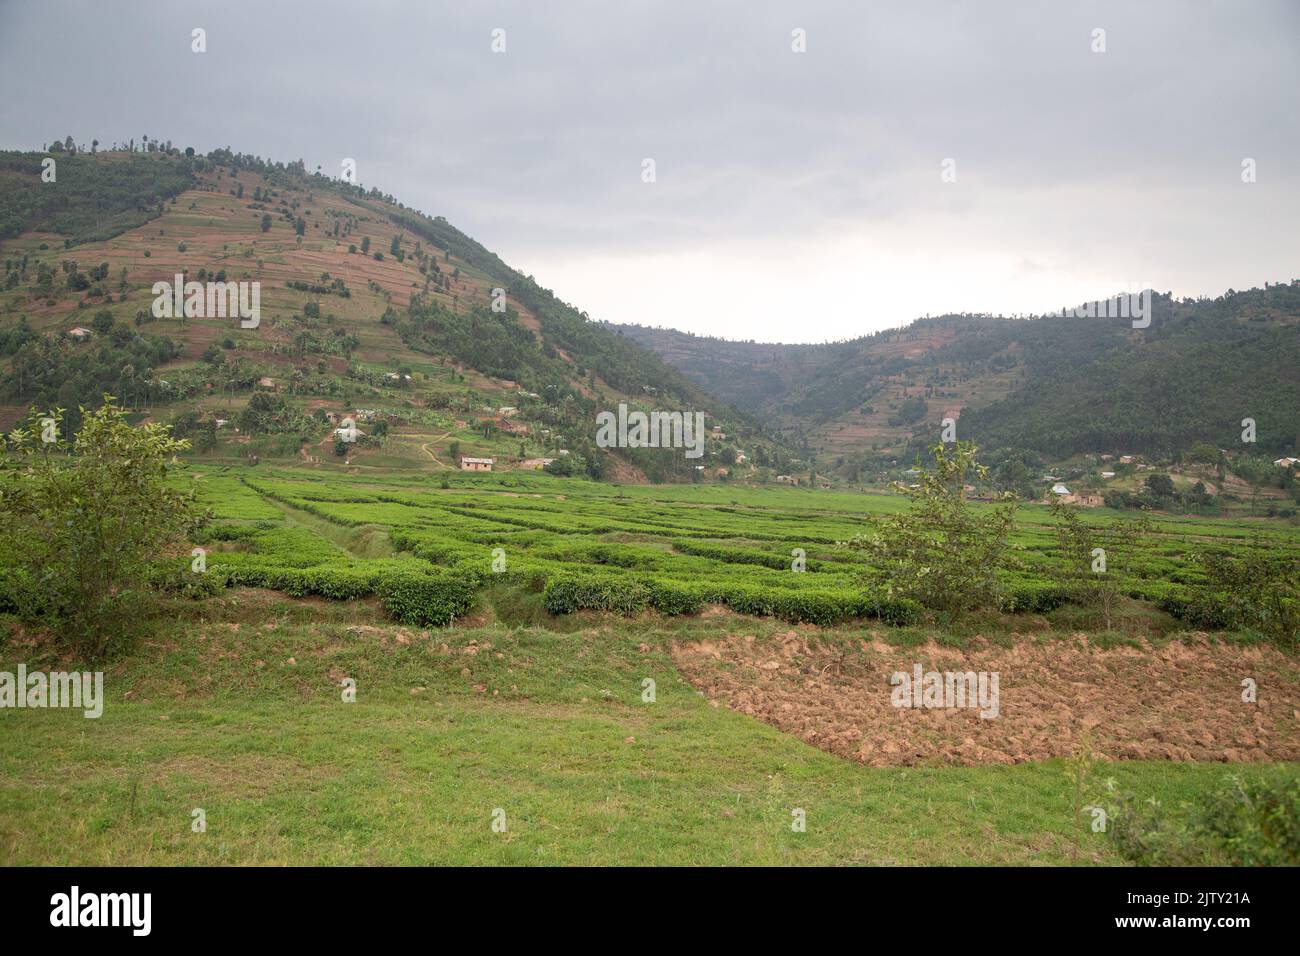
2,464 -> 1297,865
5,592 -> 1290,866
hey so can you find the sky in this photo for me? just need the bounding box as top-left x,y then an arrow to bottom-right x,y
1,0 -> 1296,343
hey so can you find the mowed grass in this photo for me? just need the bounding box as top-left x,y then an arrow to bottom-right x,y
0,595 -> 1282,866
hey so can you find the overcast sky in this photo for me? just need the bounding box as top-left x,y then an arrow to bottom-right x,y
1,0 -> 1296,343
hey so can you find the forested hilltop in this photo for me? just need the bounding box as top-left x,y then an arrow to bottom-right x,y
620,283 -> 1300,460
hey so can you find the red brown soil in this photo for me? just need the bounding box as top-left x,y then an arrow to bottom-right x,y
672,630 -> 1300,766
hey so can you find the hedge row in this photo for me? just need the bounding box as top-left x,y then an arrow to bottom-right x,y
541,571 -> 921,626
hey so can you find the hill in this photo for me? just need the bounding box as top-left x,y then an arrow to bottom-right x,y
0,143 -> 793,482
619,285 -> 1300,464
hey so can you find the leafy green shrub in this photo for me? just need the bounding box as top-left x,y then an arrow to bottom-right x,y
0,401 -> 208,658
378,571 -> 476,626
648,579 -> 706,615
145,559 -> 225,599
1195,541 -> 1299,642
543,573 -> 650,616
1158,592 -> 1233,630
1000,582 -> 1072,614
1107,772 -> 1300,866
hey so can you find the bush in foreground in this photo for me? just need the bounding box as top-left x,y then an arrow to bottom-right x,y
0,400 -> 207,658
1106,771 -> 1300,866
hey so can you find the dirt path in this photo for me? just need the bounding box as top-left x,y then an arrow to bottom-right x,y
421,430 -> 454,468
673,630 -> 1300,767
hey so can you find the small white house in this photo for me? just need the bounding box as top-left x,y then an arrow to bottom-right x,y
1051,483 -> 1072,496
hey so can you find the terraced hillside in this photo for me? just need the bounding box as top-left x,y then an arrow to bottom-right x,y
0,146 -> 787,480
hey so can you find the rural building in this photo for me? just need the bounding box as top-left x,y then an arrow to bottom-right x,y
460,456 -> 494,472
257,377 -> 276,389
67,326 -> 93,339
335,425 -> 363,443
776,474 -> 797,484
1050,483 -> 1071,497
519,458 -> 556,470
1119,455 -> 1135,465
1274,457 -> 1300,468
1100,471 -> 1116,479
497,406 -> 518,417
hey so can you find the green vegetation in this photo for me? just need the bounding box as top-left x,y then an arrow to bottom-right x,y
0,149 -> 193,245
0,401 -> 206,657
1106,770 -> 1300,866
0,599 -> 1286,865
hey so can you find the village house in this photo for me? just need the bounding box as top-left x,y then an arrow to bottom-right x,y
257,377 -> 276,389
519,458 -> 556,471
67,326 -> 93,340
459,456 -> 494,472
775,474 -> 797,484
1274,457 -> 1300,468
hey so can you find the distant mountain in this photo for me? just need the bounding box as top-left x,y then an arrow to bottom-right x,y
620,285 -> 1300,461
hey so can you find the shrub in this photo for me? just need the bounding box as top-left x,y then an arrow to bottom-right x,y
1000,582 -> 1072,614
543,572 -> 649,616
378,571 -> 476,626
1195,540 -> 1299,642
0,401 -> 208,658
1106,771 -> 1300,866
648,579 -> 706,615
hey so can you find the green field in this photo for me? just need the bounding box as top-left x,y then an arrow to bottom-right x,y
177,465 -> 1298,633
3,592 -> 1289,866
3,464 -> 1296,865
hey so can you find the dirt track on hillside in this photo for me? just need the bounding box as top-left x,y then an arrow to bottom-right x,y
672,631 -> 1300,766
